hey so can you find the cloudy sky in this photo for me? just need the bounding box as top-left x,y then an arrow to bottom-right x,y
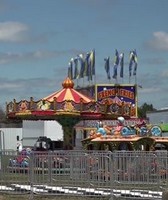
0,0 -> 168,110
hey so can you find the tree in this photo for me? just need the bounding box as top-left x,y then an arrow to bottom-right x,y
138,103 -> 157,118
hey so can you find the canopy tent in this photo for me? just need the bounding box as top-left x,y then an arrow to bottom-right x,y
43,77 -> 93,103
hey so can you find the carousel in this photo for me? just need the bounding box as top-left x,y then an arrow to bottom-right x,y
82,116 -> 168,151
6,77 -> 94,149
6,77 -> 168,151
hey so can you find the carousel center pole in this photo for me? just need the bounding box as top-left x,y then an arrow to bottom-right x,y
57,116 -> 80,150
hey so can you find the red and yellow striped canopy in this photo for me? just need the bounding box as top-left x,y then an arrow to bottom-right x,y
43,77 -> 93,103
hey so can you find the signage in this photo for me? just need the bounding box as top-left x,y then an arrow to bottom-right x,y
95,84 -> 137,117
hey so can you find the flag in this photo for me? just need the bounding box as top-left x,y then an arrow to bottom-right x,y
90,49 -> 95,75
68,66 -> 72,79
73,58 -> 79,79
84,52 -> 89,77
68,58 -> 73,79
104,57 -> 111,80
78,54 -> 85,78
133,50 -> 138,76
87,59 -> 92,81
129,50 -> 138,76
129,51 -> 134,77
85,52 -> 93,81
119,53 -> 124,78
113,49 -> 119,79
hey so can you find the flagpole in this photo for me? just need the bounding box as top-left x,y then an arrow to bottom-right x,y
129,75 -> 130,84
93,49 -> 96,86
113,49 -> 119,85
135,75 -> 137,85
77,79 -> 79,87
82,77 -> 84,88
116,77 -> 118,84
94,74 -> 96,86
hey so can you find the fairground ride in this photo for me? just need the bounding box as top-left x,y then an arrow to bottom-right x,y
6,77 -> 168,151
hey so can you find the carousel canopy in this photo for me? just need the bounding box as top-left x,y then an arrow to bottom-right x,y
43,77 -> 93,103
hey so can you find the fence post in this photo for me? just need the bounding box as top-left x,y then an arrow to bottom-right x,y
29,152 -> 34,200
109,151 -> 115,200
48,152 -> 52,183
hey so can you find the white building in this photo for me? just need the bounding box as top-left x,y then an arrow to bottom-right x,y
0,120 -> 63,150
147,109 -> 168,136
146,109 -> 168,124
22,120 -> 63,148
0,128 -> 22,151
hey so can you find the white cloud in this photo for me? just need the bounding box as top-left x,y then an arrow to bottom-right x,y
33,50 -> 58,58
0,49 -> 80,65
0,21 -> 29,42
0,50 -> 55,65
161,69 -> 168,77
139,87 -> 160,94
148,31 -> 168,51
0,82 -> 21,89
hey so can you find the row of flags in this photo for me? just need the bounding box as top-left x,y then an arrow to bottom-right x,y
68,49 -> 95,81
68,49 -> 138,82
104,49 -> 138,80
104,50 -> 124,80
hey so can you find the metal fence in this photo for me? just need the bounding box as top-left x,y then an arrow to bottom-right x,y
0,150 -> 167,199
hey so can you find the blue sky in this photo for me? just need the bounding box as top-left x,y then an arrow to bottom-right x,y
0,0 -> 168,110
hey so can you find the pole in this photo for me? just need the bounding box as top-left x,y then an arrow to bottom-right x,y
0,131 -> 1,151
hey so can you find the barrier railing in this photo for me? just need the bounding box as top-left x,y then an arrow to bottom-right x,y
0,150 -> 167,199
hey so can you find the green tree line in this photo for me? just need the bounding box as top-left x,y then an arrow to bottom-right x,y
137,103 -> 156,118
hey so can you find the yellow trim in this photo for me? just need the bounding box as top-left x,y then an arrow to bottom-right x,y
15,111 -> 32,116
54,111 -> 80,116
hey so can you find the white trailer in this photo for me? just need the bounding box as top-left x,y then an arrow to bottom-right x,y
0,128 -> 22,151
22,120 -> 63,148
